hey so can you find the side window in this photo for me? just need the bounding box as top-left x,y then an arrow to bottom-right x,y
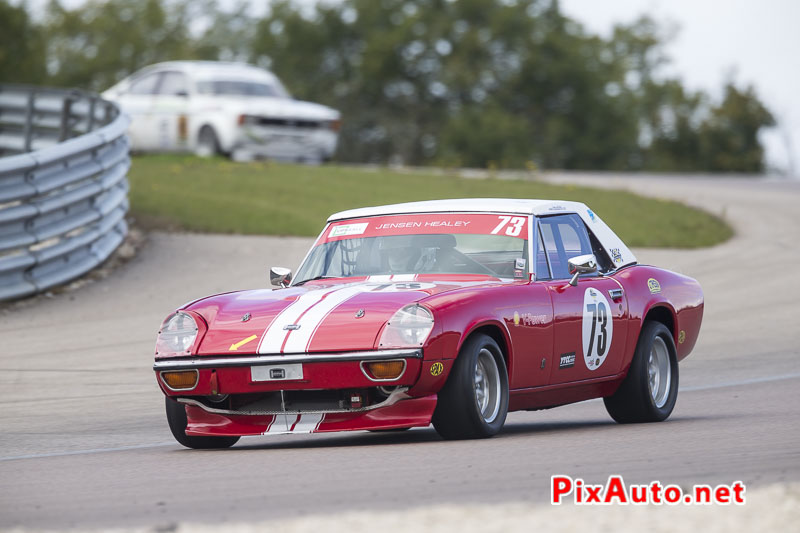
534,225 -> 551,280
128,73 -> 162,95
158,72 -> 190,96
539,214 -> 593,279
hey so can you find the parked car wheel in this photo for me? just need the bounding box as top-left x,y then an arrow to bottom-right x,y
432,333 -> 509,439
195,126 -> 220,158
165,397 -> 240,449
604,320 -> 679,423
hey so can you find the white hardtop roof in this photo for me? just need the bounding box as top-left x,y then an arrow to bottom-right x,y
328,198 -> 589,221
327,198 -> 637,268
141,61 -> 278,81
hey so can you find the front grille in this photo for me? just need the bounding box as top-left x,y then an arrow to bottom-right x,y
180,387 -> 407,415
253,117 -> 321,129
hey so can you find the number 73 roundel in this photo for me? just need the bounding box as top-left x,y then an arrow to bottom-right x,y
582,288 -> 614,371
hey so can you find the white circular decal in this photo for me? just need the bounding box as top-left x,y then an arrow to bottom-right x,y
582,288 -> 614,371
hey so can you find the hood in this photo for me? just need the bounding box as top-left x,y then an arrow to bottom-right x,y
186,277 -> 502,355
215,96 -> 339,120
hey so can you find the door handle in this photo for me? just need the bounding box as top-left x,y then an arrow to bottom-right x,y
609,288 -> 624,300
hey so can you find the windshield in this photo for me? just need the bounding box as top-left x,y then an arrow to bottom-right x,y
295,213 -> 530,283
196,79 -> 290,98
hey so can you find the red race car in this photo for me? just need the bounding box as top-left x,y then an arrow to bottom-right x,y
154,199 -> 703,448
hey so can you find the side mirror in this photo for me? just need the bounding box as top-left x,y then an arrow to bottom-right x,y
270,267 -> 292,288
567,254 -> 597,287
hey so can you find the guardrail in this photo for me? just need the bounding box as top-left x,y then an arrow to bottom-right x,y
0,84 -> 130,301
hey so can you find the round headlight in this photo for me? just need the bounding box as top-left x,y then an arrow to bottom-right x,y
379,304 -> 434,348
156,311 -> 199,356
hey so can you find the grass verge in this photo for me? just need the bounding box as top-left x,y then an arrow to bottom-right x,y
128,155 -> 732,248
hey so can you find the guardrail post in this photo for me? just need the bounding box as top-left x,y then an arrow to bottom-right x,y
59,94 -> 76,142
23,91 -> 35,152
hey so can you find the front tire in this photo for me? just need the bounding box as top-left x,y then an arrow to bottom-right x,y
432,333 -> 509,439
194,126 -> 220,158
165,397 -> 240,449
604,321 -> 679,423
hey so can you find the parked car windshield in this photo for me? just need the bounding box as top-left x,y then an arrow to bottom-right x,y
295,214 -> 530,283
196,79 -> 290,98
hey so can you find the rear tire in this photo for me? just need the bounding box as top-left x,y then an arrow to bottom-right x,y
604,321 -> 679,423
165,397 -> 240,449
432,333 -> 509,439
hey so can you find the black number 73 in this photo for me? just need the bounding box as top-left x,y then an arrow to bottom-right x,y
586,302 -> 608,357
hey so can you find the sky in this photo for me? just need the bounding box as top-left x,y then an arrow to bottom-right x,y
16,0 -> 800,176
559,0 -> 800,177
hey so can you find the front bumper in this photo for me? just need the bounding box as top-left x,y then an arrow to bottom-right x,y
154,349 -> 422,394
154,349 -> 435,436
233,124 -> 337,160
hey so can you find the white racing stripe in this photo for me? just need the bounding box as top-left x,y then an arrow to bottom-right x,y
281,285 -> 376,353
257,287 -> 341,353
291,413 -> 325,433
262,413 -> 325,435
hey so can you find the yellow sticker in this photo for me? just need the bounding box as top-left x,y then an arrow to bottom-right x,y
678,330 -> 686,344
647,278 -> 661,294
513,311 -> 520,326
229,334 -> 258,351
430,362 -> 444,376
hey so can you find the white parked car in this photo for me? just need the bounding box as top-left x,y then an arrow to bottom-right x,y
102,61 -> 340,162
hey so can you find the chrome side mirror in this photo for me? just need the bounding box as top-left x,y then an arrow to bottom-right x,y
270,267 -> 292,288
567,254 -> 597,287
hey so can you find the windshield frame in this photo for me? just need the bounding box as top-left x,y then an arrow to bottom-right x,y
292,212 -> 536,285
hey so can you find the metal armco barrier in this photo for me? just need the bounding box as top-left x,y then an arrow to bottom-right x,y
0,84 -> 130,301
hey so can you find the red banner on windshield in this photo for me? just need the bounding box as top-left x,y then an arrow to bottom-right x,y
323,213 -> 530,242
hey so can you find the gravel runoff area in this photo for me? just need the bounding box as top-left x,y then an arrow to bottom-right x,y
3,483 -> 799,533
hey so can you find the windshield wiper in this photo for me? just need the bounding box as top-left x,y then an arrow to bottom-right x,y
293,275 -> 337,286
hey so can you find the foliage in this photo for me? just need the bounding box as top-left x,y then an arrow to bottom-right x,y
0,1 -> 47,84
128,155 -> 732,248
0,0 -> 775,173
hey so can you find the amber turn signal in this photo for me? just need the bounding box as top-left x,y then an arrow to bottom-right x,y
161,370 -> 199,390
363,360 -> 405,380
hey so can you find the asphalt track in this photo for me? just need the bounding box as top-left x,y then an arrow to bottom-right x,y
1,175 -> 799,530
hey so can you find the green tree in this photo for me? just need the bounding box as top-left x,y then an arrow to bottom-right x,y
0,0 -> 47,84
42,0 -> 200,91
697,83 -> 775,172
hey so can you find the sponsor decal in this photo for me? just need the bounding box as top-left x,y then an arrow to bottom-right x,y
559,352 -> 576,369
430,362 -> 444,376
678,330 -> 686,344
323,214 -> 529,242
587,209 -> 597,222
548,205 -> 566,211
512,311 -> 548,326
648,278 -> 661,294
329,222 -> 369,237
514,269 -> 525,278
582,288 -> 614,370
521,313 -> 548,326
610,248 -> 623,263
515,257 -> 527,270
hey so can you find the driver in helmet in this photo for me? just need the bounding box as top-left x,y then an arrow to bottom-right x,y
378,236 -> 419,273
